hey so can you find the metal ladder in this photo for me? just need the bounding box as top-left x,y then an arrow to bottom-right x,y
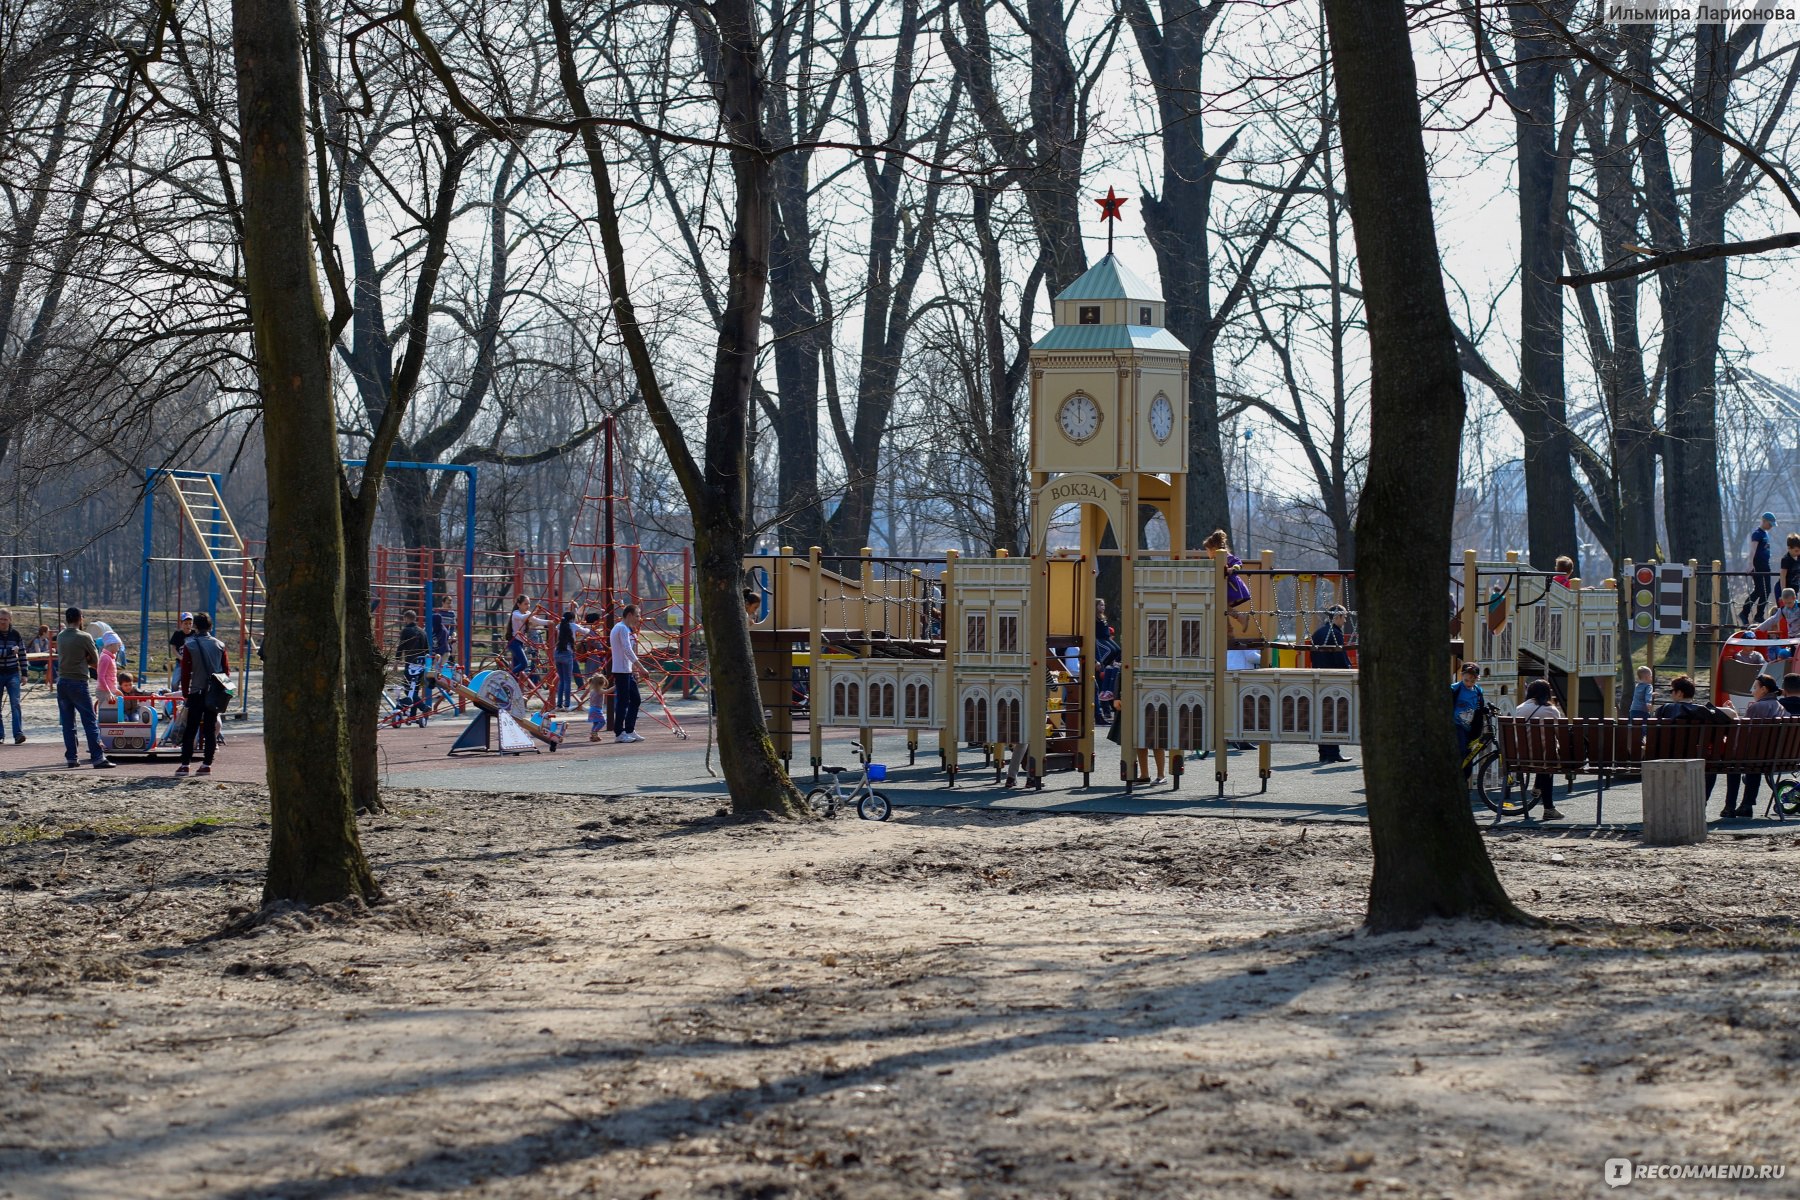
162,472 -> 266,639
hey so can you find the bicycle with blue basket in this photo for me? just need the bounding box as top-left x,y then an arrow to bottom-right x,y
806,747 -> 893,821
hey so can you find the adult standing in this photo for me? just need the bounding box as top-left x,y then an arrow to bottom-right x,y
174,613 -> 230,777
55,608 -> 113,769
395,609 -> 429,718
1741,512 -> 1776,626
1309,605 -> 1353,764
608,604 -> 646,743
553,609 -> 593,711
167,612 -> 196,692
0,610 -> 25,744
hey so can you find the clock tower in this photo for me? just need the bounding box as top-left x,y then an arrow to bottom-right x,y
1023,194 -> 1192,787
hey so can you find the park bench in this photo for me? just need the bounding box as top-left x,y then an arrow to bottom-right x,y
1493,717 -> 1800,824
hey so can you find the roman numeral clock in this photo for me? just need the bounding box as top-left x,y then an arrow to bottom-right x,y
1023,188 -> 1193,786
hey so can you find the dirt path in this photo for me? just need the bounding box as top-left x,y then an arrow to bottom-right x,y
3,774 -> 1798,1199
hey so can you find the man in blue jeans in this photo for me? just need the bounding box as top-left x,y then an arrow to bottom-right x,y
0,609 -> 26,744
54,607 -> 114,769
608,604 -> 646,742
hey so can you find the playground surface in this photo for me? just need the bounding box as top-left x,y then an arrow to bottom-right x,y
4,772 -> 1799,1198
3,690 -> 1796,834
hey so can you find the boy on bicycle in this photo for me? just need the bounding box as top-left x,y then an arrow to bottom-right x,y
1453,662 -> 1485,774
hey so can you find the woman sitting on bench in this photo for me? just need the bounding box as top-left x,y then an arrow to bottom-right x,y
1514,678 -> 1565,820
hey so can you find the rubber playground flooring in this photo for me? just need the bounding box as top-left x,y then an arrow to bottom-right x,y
9,695 -> 1797,834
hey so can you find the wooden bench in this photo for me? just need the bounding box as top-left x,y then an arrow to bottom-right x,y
1493,717 -> 1800,824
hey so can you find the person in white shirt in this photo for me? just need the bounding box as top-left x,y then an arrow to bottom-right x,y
608,604 -> 646,742
1514,677 -> 1565,820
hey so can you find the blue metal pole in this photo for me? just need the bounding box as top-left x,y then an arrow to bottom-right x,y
463,467 -> 477,674
139,469 -> 155,679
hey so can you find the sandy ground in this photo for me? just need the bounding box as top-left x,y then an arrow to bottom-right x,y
3,774 -> 1799,1200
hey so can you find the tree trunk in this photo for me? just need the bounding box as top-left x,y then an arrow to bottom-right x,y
767,130 -> 824,551
385,467 -> 443,549
343,521 -> 384,814
1587,79 -> 1658,562
1126,0 -> 1233,545
233,0 -> 377,905
548,0 -> 804,817
1322,0 -> 1529,931
1511,5 -> 1578,569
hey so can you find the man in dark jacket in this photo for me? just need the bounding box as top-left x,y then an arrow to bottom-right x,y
0,609 -> 26,744
1310,605 -> 1352,763
396,610 -> 429,717
1656,674 -> 1739,817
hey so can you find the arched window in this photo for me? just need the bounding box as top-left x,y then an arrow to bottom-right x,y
1296,695 -> 1311,733
1281,695 -> 1296,733
1334,696 -> 1350,735
916,681 -> 931,721
1178,702 -> 1205,749
997,696 -> 1021,744
1257,695 -> 1271,731
1241,693 -> 1257,733
903,682 -> 918,720
833,680 -> 848,720
846,680 -> 860,718
963,694 -> 989,743
1321,694 -> 1338,735
1151,701 -> 1170,748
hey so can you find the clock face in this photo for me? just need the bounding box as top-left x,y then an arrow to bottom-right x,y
1149,393 -> 1175,443
1058,393 -> 1101,443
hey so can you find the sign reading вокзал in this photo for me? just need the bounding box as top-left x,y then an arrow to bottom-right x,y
1609,3 -> 1800,18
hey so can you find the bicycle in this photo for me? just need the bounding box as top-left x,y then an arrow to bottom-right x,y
1464,702 -> 1537,819
806,749 -> 893,821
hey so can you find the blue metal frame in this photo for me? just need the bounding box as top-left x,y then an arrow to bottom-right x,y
139,462 -> 480,677
139,469 -> 225,676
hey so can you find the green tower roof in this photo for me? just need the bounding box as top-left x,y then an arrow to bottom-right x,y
1053,254 -> 1161,303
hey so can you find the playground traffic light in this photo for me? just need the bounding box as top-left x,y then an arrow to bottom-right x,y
1628,563 -> 1692,635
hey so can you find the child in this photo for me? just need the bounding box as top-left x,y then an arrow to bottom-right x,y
96,640 -> 119,709
1203,529 -> 1251,609
114,673 -> 153,724
1755,588 -> 1800,649
1630,666 -> 1654,718
585,673 -> 612,743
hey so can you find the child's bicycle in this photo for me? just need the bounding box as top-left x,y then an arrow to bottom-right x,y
1464,702 -> 1539,820
806,749 -> 893,821
1763,777 -> 1800,819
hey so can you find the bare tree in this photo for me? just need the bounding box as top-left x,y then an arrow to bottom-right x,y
1323,0 -> 1528,930
233,0 -> 377,905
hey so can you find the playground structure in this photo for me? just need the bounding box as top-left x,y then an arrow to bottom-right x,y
747,251 -> 1633,793
121,224 -> 1754,768
424,655 -> 565,754
134,444 -> 704,727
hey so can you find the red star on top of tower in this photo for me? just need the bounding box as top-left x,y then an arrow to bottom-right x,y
1094,186 -> 1129,222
